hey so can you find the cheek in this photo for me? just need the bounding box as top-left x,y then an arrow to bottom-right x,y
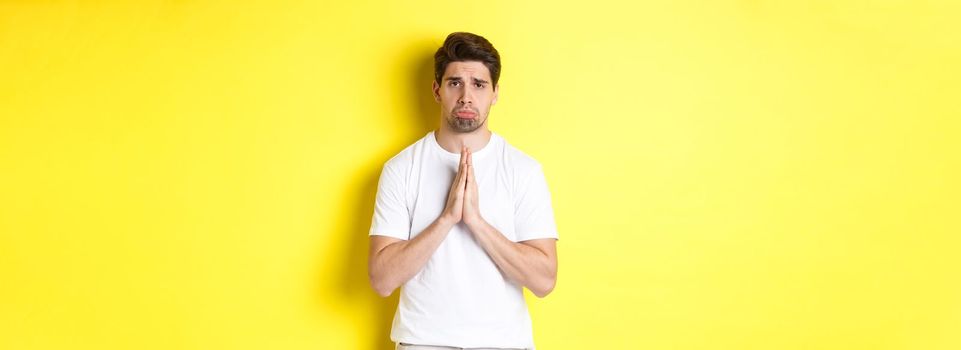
483,94 -> 496,107
438,95 -> 453,107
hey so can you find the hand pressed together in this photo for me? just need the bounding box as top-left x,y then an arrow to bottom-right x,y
440,145 -> 483,227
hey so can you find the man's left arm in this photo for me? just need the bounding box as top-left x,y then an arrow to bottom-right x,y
466,219 -> 557,298
462,149 -> 557,298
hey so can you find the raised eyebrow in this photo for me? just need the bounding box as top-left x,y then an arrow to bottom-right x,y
472,78 -> 489,85
444,76 -> 463,82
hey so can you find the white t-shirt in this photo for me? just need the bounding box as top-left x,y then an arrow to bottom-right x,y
369,130 -> 559,349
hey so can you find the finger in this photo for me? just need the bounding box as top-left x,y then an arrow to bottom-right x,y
461,156 -> 469,189
462,147 -> 471,185
467,147 -> 472,167
454,145 -> 466,182
468,163 -> 476,187
464,164 -> 473,191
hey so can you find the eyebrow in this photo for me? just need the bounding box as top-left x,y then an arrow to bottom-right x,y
445,76 -> 490,85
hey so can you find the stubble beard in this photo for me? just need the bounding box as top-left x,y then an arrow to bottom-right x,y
446,113 -> 485,133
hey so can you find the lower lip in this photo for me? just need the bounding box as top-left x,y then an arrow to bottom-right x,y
456,112 -> 476,118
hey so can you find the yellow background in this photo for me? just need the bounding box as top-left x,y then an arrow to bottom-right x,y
2,1 -> 959,349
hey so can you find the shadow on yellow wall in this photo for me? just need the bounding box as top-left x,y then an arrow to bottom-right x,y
321,42 -> 440,350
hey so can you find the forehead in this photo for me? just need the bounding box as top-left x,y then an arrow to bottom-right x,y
442,61 -> 491,80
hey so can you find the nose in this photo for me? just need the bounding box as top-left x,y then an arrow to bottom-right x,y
458,88 -> 473,105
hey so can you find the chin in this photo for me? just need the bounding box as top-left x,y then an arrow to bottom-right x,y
447,117 -> 485,133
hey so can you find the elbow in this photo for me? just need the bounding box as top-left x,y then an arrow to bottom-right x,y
374,286 -> 393,298
370,279 -> 394,298
368,271 -> 396,298
530,276 -> 556,298
531,263 -> 557,298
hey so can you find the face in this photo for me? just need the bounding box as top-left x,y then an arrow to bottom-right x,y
433,61 -> 499,133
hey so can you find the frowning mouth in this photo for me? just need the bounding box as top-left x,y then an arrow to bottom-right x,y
455,110 -> 477,118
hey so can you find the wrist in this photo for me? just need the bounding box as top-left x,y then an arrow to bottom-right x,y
464,214 -> 486,230
437,214 -> 458,228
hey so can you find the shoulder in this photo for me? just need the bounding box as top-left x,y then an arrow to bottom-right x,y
500,135 -> 544,175
382,134 -> 430,173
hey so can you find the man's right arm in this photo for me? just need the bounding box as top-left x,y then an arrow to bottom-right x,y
368,216 -> 456,297
368,145 -> 471,297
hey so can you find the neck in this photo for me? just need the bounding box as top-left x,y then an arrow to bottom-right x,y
435,125 -> 492,154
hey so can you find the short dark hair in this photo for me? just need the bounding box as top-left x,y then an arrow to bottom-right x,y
434,32 -> 501,86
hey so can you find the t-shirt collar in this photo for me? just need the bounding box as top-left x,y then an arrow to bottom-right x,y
428,130 -> 497,161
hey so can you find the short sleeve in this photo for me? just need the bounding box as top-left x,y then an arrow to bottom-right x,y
514,163 -> 559,241
369,163 -> 411,240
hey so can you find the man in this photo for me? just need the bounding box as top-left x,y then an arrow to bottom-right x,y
367,32 -> 559,350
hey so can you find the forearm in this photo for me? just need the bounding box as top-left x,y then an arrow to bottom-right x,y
467,219 -> 557,297
369,217 -> 456,297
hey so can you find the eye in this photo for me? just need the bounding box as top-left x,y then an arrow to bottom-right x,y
475,83 -> 485,88
449,81 -> 460,87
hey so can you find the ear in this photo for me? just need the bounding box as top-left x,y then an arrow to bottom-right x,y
432,80 -> 441,103
492,84 -> 499,105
